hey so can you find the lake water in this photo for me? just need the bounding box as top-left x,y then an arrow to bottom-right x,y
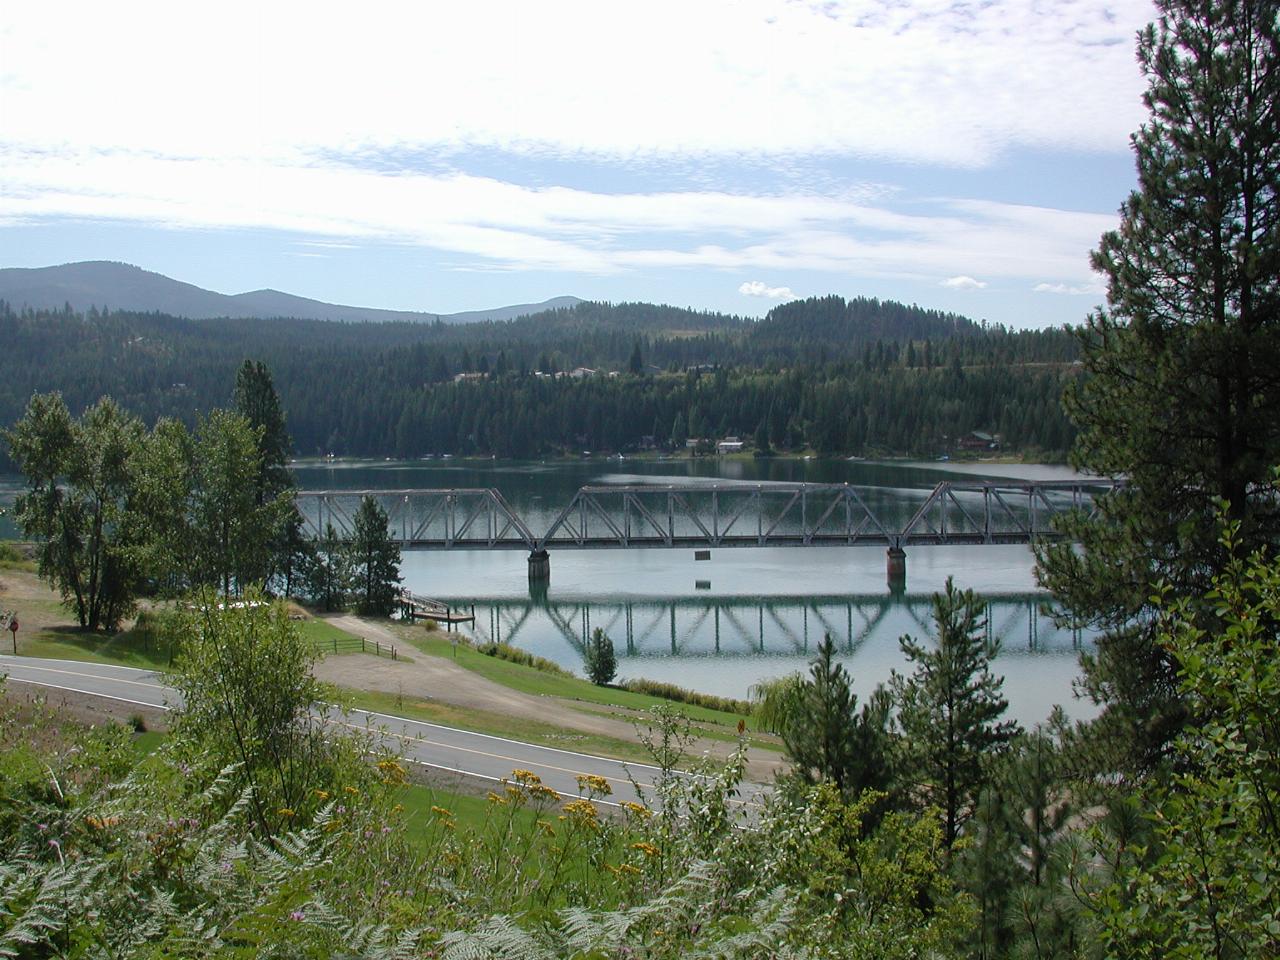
0,456 -> 1096,727
292,457 -> 1098,729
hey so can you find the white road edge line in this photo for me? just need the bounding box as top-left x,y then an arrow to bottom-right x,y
2,676 -> 170,711
3,665 -> 752,797
347,706 -> 670,776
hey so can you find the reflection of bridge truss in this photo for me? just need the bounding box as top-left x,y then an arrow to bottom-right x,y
466,593 -> 1085,658
296,480 -> 1117,550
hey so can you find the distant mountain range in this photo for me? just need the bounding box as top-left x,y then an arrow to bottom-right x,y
0,261 -> 582,324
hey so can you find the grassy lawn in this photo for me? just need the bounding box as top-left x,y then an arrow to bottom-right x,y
18,619 -> 177,671
295,618 -> 391,657
396,780 -> 541,835
131,730 -> 166,756
336,686 -> 664,766
8,605 -> 371,671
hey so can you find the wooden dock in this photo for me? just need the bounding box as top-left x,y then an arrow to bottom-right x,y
398,589 -> 475,626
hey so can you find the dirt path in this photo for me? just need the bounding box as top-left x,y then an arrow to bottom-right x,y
314,613 -> 784,782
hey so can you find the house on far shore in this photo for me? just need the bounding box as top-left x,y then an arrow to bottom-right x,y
958,431 -> 1000,451
717,436 -> 745,454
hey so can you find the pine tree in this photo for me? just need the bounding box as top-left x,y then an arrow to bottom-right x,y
348,496 -> 401,616
232,359 -> 291,505
892,578 -> 1019,853
304,522 -> 349,611
233,360 -> 299,591
782,635 -> 893,801
1036,0 -> 1280,773
583,626 -> 617,685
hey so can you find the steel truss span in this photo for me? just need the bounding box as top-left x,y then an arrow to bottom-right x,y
466,592 -> 1086,659
295,480 -> 1118,552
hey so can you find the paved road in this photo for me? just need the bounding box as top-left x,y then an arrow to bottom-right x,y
0,656 -> 766,811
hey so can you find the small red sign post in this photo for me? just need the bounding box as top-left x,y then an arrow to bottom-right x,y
7,617 -> 17,655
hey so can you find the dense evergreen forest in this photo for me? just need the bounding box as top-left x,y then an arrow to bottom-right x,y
0,294 -> 1079,467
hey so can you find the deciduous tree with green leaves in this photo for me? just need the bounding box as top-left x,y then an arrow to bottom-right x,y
168,592 -> 371,839
1036,0 -> 1280,773
187,409 -> 290,597
1098,522 -> 1280,958
4,393 -> 144,630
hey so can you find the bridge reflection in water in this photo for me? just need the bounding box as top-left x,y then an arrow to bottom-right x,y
457,591 -> 1088,662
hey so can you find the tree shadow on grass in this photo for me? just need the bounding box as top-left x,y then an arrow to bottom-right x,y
28,625 -> 173,669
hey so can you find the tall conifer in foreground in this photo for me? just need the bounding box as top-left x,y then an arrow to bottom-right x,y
892,578 -> 1018,854
1037,0 -> 1280,773
782,635 -> 893,802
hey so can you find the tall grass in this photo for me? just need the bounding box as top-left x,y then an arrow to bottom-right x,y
476,640 -> 576,677
618,677 -> 752,716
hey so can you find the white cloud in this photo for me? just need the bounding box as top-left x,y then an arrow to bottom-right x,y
0,0 -> 1152,168
0,147 -> 1117,286
1034,281 -> 1103,295
941,275 -> 988,290
739,281 -> 797,300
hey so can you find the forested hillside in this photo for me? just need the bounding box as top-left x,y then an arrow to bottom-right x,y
0,295 -> 1079,465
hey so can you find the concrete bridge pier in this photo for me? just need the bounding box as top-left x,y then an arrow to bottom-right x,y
528,549 -> 551,584
886,546 -> 907,594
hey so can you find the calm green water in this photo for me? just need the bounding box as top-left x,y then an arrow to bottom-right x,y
0,456 -> 1095,727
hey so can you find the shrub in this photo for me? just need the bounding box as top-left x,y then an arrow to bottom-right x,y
622,678 -> 753,717
476,641 -> 574,678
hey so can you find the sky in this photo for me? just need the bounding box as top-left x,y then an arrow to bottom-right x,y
0,0 -> 1156,329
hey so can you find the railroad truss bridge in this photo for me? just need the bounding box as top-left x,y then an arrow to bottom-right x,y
296,479 -> 1117,590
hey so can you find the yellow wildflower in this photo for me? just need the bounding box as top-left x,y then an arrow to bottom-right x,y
511,769 -> 542,786
620,801 -> 652,819
562,798 -> 599,824
277,808 -> 295,818
630,841 -> 660,857
486,791 -> 507,805
576,774 -> 612,796
376,759 -> 407,784
430,805 -> 453,819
